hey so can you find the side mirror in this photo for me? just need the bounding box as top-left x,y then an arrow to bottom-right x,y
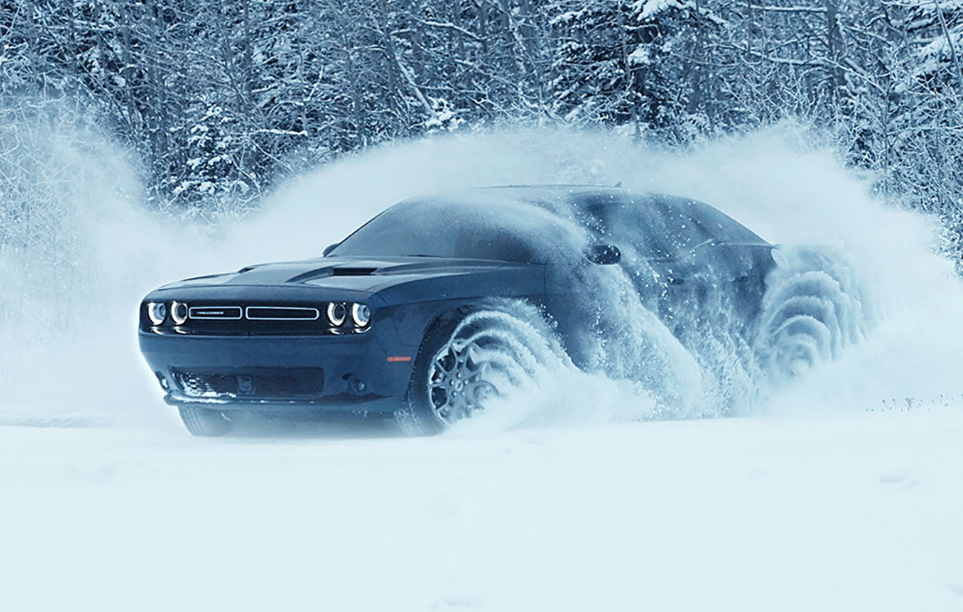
322,243 -> 338,257
586,244 -> 622,265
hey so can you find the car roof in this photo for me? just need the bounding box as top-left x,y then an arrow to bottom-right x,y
421,185 -> 705,209
443,184 -> 630,200
413,185 -> 768,246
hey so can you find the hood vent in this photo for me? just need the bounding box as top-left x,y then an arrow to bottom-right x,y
331,267 -> 377,277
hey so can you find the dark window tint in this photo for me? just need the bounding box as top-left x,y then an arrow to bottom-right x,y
682,198 -> 767,244
572,193 -> 765,259
330,198 -> 566,263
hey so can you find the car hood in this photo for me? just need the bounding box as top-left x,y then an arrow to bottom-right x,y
155,256 -> 544,304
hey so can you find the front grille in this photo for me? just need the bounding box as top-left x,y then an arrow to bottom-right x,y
150,302 -> 368,336
245,306 -> 319,321
189,306 -> 243,320
171,368 -> 325,400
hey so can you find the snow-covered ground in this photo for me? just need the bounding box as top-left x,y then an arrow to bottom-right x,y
2,409 -> 962,612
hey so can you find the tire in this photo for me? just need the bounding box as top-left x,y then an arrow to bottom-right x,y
395,306 -> 554,436
177,405 -> 233,437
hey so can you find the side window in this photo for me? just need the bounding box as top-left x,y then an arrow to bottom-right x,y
452,225 -> 536,263
652,202 -> 716,257
684,200 -> 767,245
578,194 -> 714,260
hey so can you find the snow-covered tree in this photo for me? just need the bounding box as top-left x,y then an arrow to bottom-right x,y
4,0 -> 963,260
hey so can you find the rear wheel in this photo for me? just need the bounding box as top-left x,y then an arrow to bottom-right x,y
177,405 -> 232,437
753,246 -> 868,384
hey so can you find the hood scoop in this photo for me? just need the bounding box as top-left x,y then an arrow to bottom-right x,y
331,267 -> 377,277
287,265 -> 379,284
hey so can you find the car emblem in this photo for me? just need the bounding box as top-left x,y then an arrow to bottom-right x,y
189,306 -> 243,320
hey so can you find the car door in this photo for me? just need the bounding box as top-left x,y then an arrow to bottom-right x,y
588,195 -> 716,330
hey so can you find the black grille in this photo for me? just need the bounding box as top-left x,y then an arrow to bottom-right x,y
245,306 -> 319,320
178,318 -> 330,335
171,368 -> 325,400
189,306 -> 243,320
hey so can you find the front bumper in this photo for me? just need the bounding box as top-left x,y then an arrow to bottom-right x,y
138,327 -> 415,413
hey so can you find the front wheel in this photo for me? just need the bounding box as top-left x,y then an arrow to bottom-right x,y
177,405 -> 233,437
395,307 -> 555,436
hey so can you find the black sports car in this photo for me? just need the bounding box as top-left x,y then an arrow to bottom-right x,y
139,186 -> 863,436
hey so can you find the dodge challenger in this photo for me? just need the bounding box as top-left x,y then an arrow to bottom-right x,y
139,186 -> 857,436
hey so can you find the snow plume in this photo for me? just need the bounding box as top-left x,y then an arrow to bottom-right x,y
0,104 -> 210,424
422,299 -> 659,434
1,121 -> 962,428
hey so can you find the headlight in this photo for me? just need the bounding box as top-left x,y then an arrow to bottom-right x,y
351,303 -> 371,327
171,301 -> 188,325
147,302 -> 167,325
326,302 -> 346,326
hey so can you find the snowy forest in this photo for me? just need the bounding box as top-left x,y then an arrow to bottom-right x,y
2,1 -> 963,248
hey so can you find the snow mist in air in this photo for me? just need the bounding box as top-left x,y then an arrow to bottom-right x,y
1,123 -> 962,427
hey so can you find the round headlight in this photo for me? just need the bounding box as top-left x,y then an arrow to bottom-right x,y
147,302 -> 167,325
171,301 -> 189,325
351,303 -> 371,327
326,302 -> 347,326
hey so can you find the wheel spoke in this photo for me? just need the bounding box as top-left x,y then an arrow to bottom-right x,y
450,401 -> 471,421
465,343 -> 483,369
439,350 -> 457,374
467,360 -> 490,382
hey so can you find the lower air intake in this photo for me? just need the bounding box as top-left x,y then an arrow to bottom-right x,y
171,368 -> 325,400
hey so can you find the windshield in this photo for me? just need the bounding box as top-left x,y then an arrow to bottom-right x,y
330,197 -> 585,263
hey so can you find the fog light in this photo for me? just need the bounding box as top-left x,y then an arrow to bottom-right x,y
326,302 -> 346,326
171,301 -> 188,325
351,303 -> 371,327
147,302 -> 167,325
347,376 -> 368,395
